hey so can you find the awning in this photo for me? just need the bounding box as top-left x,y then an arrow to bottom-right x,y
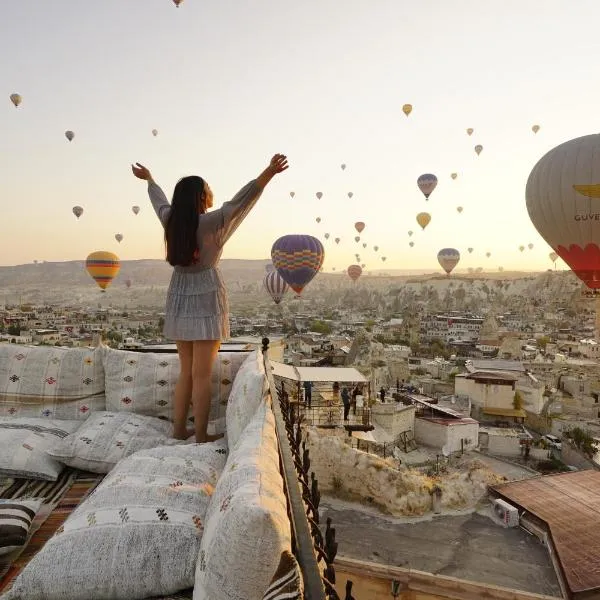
483,407 -> 527,418
269,361 -> 367,384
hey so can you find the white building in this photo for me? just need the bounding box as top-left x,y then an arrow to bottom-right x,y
420,314 -> 484,344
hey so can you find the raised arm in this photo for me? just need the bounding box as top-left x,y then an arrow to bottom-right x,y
131,162 -> 170,227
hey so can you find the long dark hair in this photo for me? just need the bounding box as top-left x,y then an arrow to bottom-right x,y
165,176 -> 206,266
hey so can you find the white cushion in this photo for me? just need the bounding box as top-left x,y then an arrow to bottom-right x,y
225,350 -> 268,449
47,411 -> 188,474
5,442 -> 228,600
101,348 -> 249,434
0,418 -> 81,481
0,346 -> 106,420
194,400 -> 291,600
0,498 -> 44,556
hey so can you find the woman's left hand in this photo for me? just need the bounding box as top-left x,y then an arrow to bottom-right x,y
131,162 -> 152,181
268,154 -> 289,175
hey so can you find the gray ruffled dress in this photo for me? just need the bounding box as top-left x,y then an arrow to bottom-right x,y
148,179 -> 263,341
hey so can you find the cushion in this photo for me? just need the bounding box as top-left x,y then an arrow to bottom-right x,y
0,498 -> 43,556
262,551 -> 304,600
47,411 -> 188,474
0,345 -> 106,420
0,418 -> 81,481
225,350 -> 268,449
194,400 -> 291,600
5,442 -> 228,600
101,347 -> 249,434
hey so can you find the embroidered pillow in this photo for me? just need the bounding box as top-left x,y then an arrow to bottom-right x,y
47,411 -> 188,474
0,498 -> 43,556
5,442 -> 228,600
0,345 -> 106,420
0,418 -> 81,481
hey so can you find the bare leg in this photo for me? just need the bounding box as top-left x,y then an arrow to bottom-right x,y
173,341 -> 194,440
191,340 -> 221,443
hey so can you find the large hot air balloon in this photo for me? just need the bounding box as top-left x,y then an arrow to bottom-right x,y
416,212 -> 431,230
271,235 -> 324,294
402,104 -> 412,117
437,248 -> 460,275
347,264 -> 362,281
85,251 -> 120,292
132,206 -> 140,215
417,174 -> 438,200
152,129 -> 158,137
474,145 -> 483,156
264,270 -> 288,304
65,131 -> 75,142
532,125 -> 540,134
72,206 -> 83,219
526,133 -> 600,289
466,128 -> 474,136
355,222 -> 365,234
9,93 -> 21,107
115,234 -> 123,243
549,251 -> 558,263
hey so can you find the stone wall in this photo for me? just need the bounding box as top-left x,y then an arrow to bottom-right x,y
371,403 -> 415,437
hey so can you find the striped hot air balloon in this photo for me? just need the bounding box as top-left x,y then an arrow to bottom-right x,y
437,248 -> 461,275
347,264 -> 362,281
85,251 -> 120,292
417,174 -> 438,200
263,270 -> 288,304
271,235 -> 324,294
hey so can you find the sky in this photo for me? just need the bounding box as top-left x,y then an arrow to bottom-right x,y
3,0 -> 600,273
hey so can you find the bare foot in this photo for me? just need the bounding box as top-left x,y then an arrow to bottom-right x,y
194,432 -> 225,443
174,428 -> 196,441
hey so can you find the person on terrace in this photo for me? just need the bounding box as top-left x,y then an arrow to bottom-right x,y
131,154 -> 289,442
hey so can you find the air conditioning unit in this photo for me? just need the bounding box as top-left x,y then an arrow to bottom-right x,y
493,499 -> 519,528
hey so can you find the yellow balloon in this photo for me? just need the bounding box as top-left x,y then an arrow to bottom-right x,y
85,251 -> 120,291
466,128 -> 474,136
10,93 -> 22,107
416,212 -> 431,230
451,173 -> 458,180
402,104 -> 412,117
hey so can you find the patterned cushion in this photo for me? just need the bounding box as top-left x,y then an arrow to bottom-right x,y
101,348 -> 249,434
194,400 -> 291,600
0,418 -> 81,481
0,345 -> 106,420
47,411 -> 189,474
5,442 -> 228,600
262,551 -> 304,599
225,350 -> 268,449
0,498 -> 43,556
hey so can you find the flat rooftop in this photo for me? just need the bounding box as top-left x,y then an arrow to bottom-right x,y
321,501 -> 560,597
492,470 -> 600,597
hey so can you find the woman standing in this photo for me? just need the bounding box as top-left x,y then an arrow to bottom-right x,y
131,154 -> 289,442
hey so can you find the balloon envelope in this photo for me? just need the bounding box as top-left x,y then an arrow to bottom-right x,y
152,129 -> 158,137
85,251 -> 120,291
334,237 -> 340,244
65,131 -> 74,141
467,247 -> 474,253
271,235 -> 324,294
532,124 -> 540,134
417,174 -> 438,199
474,145 -> 483,155
437,248 -> 460,275
132,206 -> 140,215
451,173 -> 458,180
72,206 -> 83,219
416,212 -> 431,230
526,133 -> 600,288
347,265 -> 362,281
466,128 -> 474,136
316,192 -> 323,199
10,94 -> 21,107
402,104 -> 412,116
115,234 -> 123,243
264,271 -> 288,304
355,222 -> 365,234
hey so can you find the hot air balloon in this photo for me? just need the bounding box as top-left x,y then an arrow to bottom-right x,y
518,245 -> 525,252
355,222 -> 365,234
457,206 -> 463,214
526,133 -> 600,289
409,241 -> 414,248
381,256 -> 387,262
324,233 -> 330,240
316,217 -> 321,223
467,247 -> 474,254
532,125 -> 540,134
417,174 -> 438,200
451,173 -> 458,180
271,235 -> 324,294
9,94 -> 21,107
125,279 -> 132,289
341,164 -> 346,170
373,246 -> 379,252
361,263 -> 365,268
335,237 -> 340,244
486,252 -> 491,258
72,206 -> 83,219
355,236 -> 360,243
528,243 -> 534,250
290,192 -> 295,198
362,243 -> 367,249
437,248 -> 461,275
264,270 -> 289,304
549,252 -> 558,263
402,104 -> 412,117
173,0 -> 183,6
132,206 -> 140,215
474,145 -> 483,156
347,264 -> 362,281
408,230 -> 413,237
65,131 -> 75,142
347,192 -> 353,199
85,251 -> 120,292
466,128 -> 474,136
115,234 -> 123,243
316,192 -> 323,200
416,212 -> 431,230
152,129 -> 158,137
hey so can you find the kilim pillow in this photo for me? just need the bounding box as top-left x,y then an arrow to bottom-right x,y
0,498 -> 43,556
194,400 -> 291,600
0,345 -> 106,420
0,418 -> 81,481
5,441 -> 228,600
225,350 -> 268,449
101,347 -> 249,434
262,551 -> 304,600
47,411 -> 189,474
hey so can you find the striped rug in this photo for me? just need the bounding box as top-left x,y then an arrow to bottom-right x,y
0,469 -> 104,594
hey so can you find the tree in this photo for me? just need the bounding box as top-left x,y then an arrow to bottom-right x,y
565,427 -> 598,459
309,320 -> 332,335
7,324 -> 20,336
513,391 -> 524,410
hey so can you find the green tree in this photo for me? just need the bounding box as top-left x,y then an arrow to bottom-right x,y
309,320 -> 332,335
7,324 -> 20,336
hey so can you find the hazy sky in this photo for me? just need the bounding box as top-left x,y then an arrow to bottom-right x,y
2,0 -> 600,273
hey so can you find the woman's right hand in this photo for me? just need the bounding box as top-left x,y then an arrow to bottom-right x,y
131,162 -> 152,181
268,154 -> 289,175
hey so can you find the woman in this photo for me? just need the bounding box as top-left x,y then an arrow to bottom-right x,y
131,154 -> 289,442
